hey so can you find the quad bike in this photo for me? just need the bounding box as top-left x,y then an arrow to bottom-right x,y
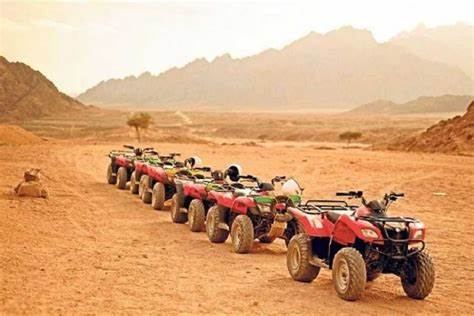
170,165 -> 241,231
106,145 -> 154,190
138,154 -> 211,211
129,152 -> 162,194
286,191 -> 435,301
205,167 -> 304,254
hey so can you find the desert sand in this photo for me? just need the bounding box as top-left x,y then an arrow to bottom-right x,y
1,139 -> 474,314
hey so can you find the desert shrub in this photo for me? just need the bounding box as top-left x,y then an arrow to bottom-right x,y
339,131 -> 362,144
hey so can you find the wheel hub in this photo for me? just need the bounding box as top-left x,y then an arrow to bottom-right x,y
336,259 -> 350,291
290,245 -> 301,271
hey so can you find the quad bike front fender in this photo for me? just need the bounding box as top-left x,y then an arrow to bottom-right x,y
134,161 -> 148,175
231,196 -> 256,214
115,157 -> 131,168
212,191 -> 235,209
183,182 -> 207,200
332,215 -> 383,246
148,166 -> 169,184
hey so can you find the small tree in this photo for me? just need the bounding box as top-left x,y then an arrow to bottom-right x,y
339,131 -> 362,144
127,112 -> 152,142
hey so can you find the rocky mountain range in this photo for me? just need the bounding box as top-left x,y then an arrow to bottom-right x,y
0,56 -> 87,121
348,95 -> 473,115
78,24 -> 473,110
388,101 -> 474,154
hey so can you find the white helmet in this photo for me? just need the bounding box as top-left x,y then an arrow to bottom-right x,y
281,178 -> 302,196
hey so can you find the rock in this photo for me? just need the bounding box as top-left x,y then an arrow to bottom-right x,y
15,181 -> 48,198
14,169 -> 48,198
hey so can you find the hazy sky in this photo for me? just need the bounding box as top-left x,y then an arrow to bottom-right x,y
1,0 -> 473,94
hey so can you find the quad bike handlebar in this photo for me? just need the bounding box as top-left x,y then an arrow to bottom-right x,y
336,190 -> 405,214
271,176 -> 286,184
194,166 -> 212,172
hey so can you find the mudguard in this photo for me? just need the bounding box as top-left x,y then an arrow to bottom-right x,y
115,156 -> 131,168
147,165 -> 169,183
212,191 -> 235,209
332,215 -> 383,245
183,182 -> 207,200
231,196 -> 256,214
134,161 -> 148,175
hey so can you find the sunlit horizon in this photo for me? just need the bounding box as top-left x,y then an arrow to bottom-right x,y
1,0 -> 473,94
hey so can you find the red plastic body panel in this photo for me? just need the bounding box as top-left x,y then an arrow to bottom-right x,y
231,196 -> 256,214
287,207 -> 334,237
134,160 -> 148,175
115,156 -> 131,168
332,215 -> 382,245
289,207 -> 384,246
147,165 -> 170,184
183,182 -> 208,200
354,205 -> 372,217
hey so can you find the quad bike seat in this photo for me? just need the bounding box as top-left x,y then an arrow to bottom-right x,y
326,210 -> 354,223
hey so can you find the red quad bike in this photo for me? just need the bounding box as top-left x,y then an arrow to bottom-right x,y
286,191 -> 435,301
170,165 -> 242,231
106,145 -> 154,190
138,154 -> 211,211
205,169 -> 303,254
128,151 -> 162,195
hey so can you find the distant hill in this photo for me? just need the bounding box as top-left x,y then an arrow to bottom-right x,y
387,101 -> 474,154
0,124 -> 43,145
347,95 -> 473,115
78,26 -> 473,110
389,23 -> 473,78
0,56 -> 88,121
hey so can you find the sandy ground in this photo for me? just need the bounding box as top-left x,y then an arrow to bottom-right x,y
1,141 -> 474,314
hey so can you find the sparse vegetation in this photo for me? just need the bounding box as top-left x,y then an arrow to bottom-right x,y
127,112 -> 153,142
339,131 -> 362,144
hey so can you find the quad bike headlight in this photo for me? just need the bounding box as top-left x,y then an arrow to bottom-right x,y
412,230 -> 423,240
385,222 -> 406,230
361,228 -> 378,239
408,242 -> 424,251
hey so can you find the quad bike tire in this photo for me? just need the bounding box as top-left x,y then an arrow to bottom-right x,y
107,163 -> 117,185
130,171 -> 139,194
116,167 -> 128,190
170,193 -> 188,223
400,251 -> 435,300
139,175 -> 152,204
138,175 -> 146,199
332,248 -> 367,301
188,199 -> 206,232
151,182 -> 165,210
206,205 -> 229,243
284,220 -> 305,247
287,233 -> 320,282
231,215 -> 254,254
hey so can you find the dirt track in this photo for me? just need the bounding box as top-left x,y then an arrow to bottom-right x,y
1,141 -> 474,314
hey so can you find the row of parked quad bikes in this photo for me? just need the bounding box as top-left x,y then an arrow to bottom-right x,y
106,145 -> 435,302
